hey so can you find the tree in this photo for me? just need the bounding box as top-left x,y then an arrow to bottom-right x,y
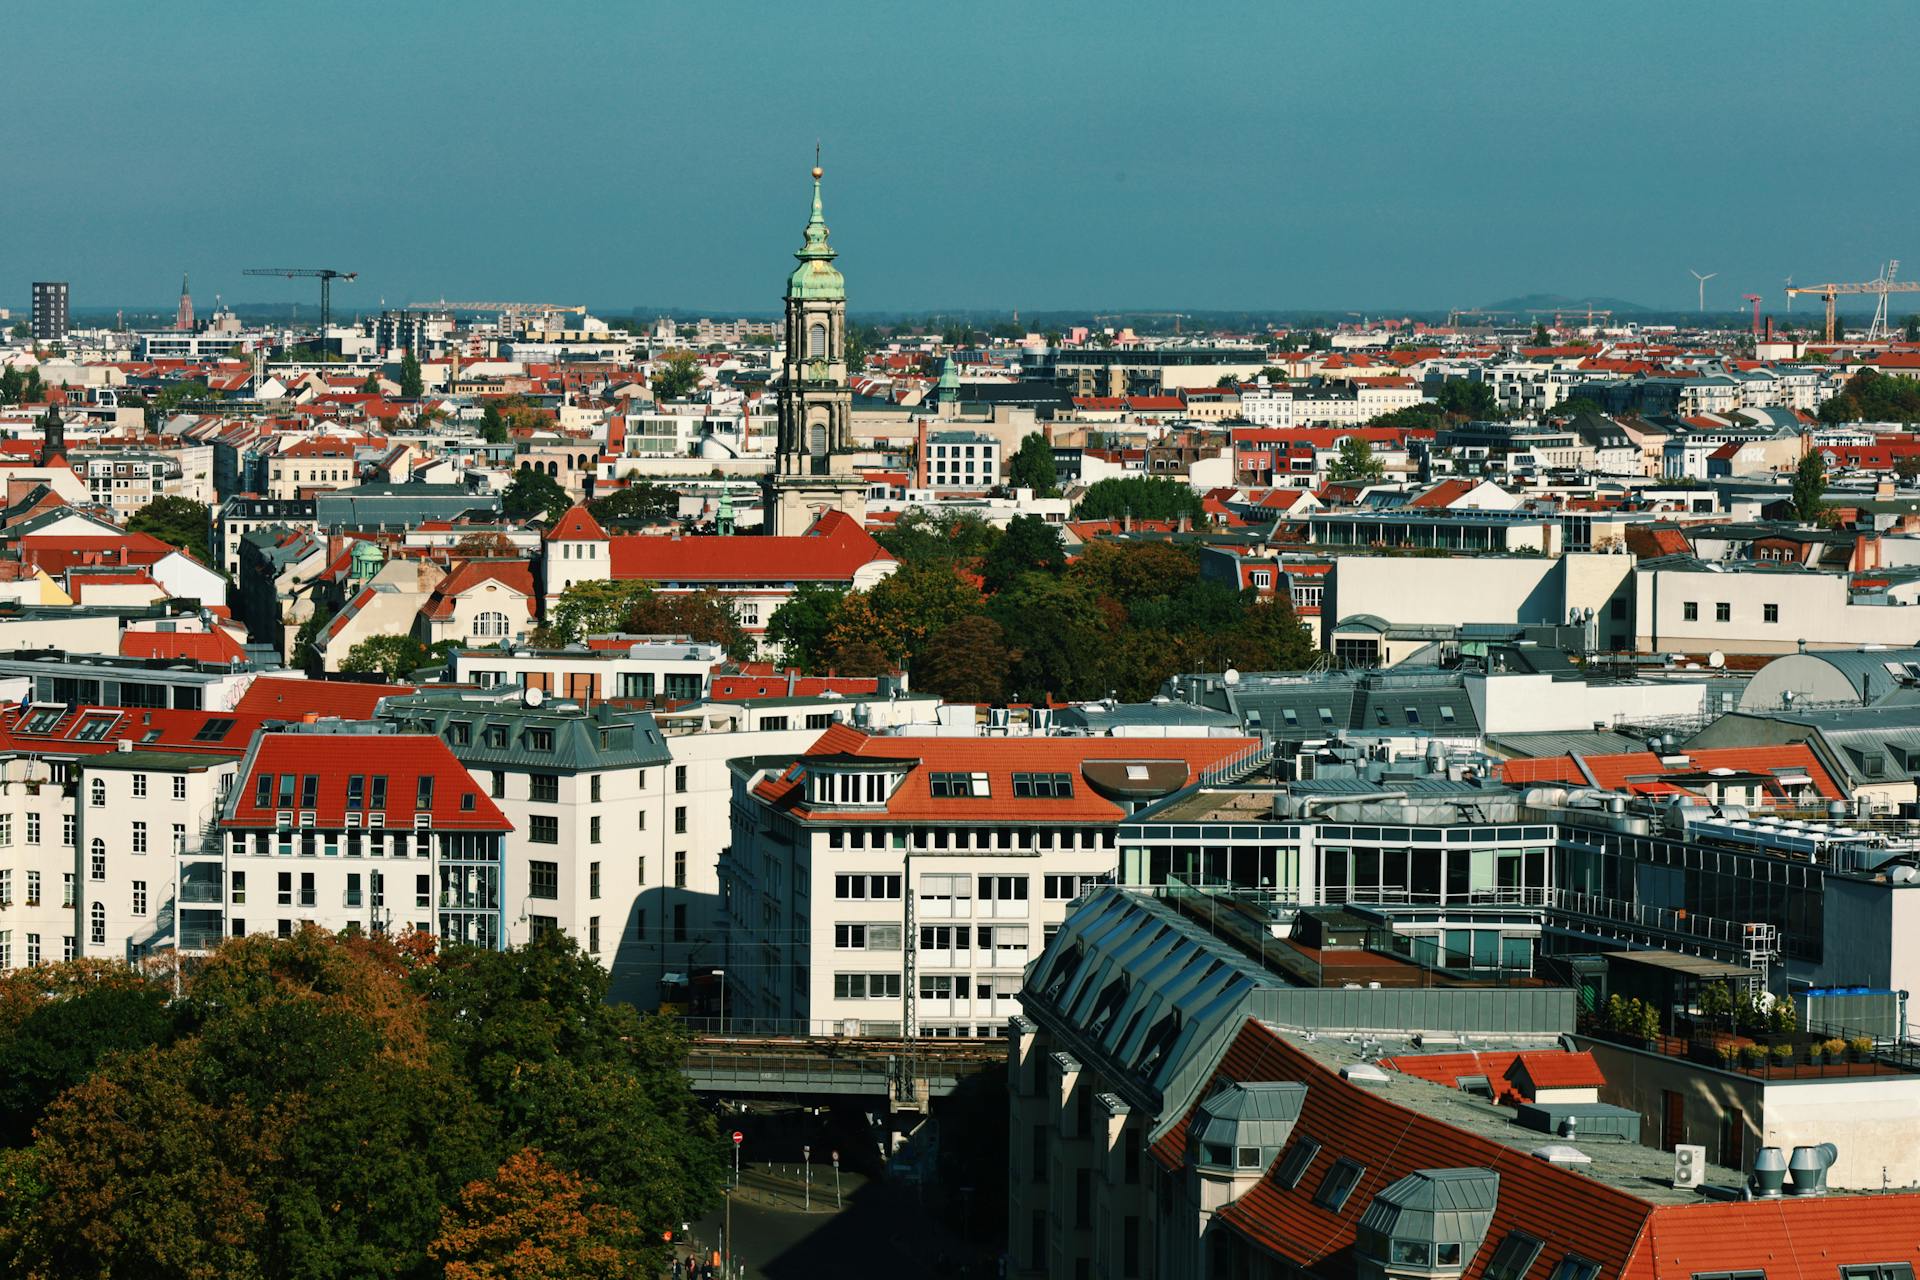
1365,403 -> 1444,430
546,579 -> 654,646
292,598 -> 334,677
876,508 -> 1001,570
0,365 -> 23,405
1071,540 -> 1199,604
1896,455 -> 1920,484
480,402 -> 511,444
1906,314 -> 1920,344
765,582 -> 845,671
1006,432 -> 1059,496
126,495 -> 213,565
340,632 -> 432,679
1326,436 -> 1386,484
1792,449 -> 1828,523
502,469 -> 572,523
1531,322 -> 1551,346
430,1149 -> 647,1280
399,351 -> 424,398
453,532 -> 517,558
914,615 -> 1010,704
1553,396 -> 1605,421
619,589 -> 752,662
361,372 -> 382,396
0,982 -> 175,1147
649,349 -> 701,401
982,514 -> 1065,592
6,321 -> 25,339
145,378 -> 214,428
862,563 -> 988,666
1818,368 -> 1920,424
1436,377 -> 1501,420
1220,599 -> 1316,672
586,483 -> 678,527
1075,476 -> 1206,524
844,323 -> 879,371
987,573 -> 1108,703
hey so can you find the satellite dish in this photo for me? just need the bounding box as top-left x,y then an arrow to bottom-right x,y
523,686 -> 545,707
1223,668 -> 1241,686
1708,651 -> 1725,670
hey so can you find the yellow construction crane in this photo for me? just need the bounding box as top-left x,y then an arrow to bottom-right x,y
1787,262 -> 1920,342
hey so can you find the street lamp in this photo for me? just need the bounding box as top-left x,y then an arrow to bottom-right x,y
803,1144 -> 811,1211
714,968 -> 726,1034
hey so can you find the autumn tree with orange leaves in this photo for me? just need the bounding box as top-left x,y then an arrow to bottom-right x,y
431,1148 -> 646,1280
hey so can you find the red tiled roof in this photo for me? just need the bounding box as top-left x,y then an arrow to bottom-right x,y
1499,745 -> 1840,801
752,724 -> 1255,823
708,674 -> 886,700
1376,1050 -> 1530,1104
1407,478 -> 1476,509
421,559 -> 536,620
120,629 -> 250,664
223,732 -> 508,831
546,504 -> 610,542
232,676 -> 412,721
607,510 -> 893,584
1507,1049 -> 1607,1091
0,704 -> 265,757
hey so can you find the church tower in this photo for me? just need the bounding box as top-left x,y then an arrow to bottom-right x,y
766,162 -> 866,535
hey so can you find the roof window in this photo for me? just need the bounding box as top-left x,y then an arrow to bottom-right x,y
929,771 -> 989,798
1013,771 -> 1074,798
1272,1136 -> 1322,1189
1314,1157 -> 1365,1212
1484,1232 -> 1545,1280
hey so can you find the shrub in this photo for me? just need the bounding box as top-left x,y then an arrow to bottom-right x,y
1715,1044 -> 1740,1069
1848,1036 -> 1876,1059
1769,998 -> 1798,1034
1741,1045 -> 1767,1068
1822,1038 -> 1847,1059
1770,1044 -> 1794,1066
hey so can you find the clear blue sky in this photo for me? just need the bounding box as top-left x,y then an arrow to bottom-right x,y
10,1 -> 1918,316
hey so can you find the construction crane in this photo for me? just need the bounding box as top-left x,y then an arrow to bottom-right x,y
1527,306 -> 1613,329
1743,294 -> 1763,337
243,268 -> 357,350
1787,261 -> 1920,343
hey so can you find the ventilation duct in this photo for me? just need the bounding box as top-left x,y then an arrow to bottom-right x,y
1750,1146 -> 1788,1198
1786,1143 -> 1837,1196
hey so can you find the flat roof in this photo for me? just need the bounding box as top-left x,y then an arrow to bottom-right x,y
1607,951 -> 1756,980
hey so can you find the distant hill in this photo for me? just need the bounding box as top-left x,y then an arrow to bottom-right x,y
1482,293 -> 1652,316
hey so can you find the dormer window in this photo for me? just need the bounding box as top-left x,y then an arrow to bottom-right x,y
807,766 -> 900,808
930,771 -> 989,798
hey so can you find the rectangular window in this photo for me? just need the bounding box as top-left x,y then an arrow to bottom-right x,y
674,806 -> 687,834
26,813 -> 39,845
834,874 -> 902,899
589,815 -> 601,845
1272,1136 -> 1321,1189
674,765 -> 687,793
25,870 -> 40,906
301,775 -> 318,809
529,815 -> 558,844
132,773 -> 147,798
132,822 -> 147,855
1683,601 -> 1699,621
170,774 -> 187,801
529,915 -> 556,941
1313,1157 -> 1364,1212
369,776 -> 388,809
1484,1232 -> 1546,1280
299,872 -> 315,907
529,861 -> 559,899
530,774 -> 559,803
836,923 -> 868,949
674,851 -> 687,889
588,916 -> 600,954
929,771 -> 991,798
132,880 -> 147,915
978,875 -> 1029,901
1715,601 -> 1731,623
416,874 -> 430,908
1011,771 -> 1074,798
1764,603 -> 1779,623
1549,1257 -> 1601,1280
589,861 -> 601,899
1838,1269 -> 1915,1280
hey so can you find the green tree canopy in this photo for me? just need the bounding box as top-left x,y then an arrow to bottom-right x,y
1326,436 -> 1386,484
586,483 -> 678,527
1817,368 -> 1920,424
545,579 -> 654,646
1792,448 -> 1828,523
339,632 -> 433,679
399,352 -> 424,398
1074,476 -> 1206,524
1436,377 -> 1502,420
1005,431 -> 1059,496
875,508 -> 1001,569
914,614 -> 1010,704
618,589 -> 752,662
649,349 -> 701,401
764,582 -> 845,672
502,468 -> 573,523
126,495 -> 213,565
982,514 -> 1065,592
1364,402 -> 1444,430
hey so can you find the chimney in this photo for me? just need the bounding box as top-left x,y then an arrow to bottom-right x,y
915,416 -> 929,490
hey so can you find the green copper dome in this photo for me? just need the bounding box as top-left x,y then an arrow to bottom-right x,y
937,355 -> 960,400
787,167 -> 845,301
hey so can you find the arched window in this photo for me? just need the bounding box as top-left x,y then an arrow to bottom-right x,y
90,778 -> 106,808
89,901 -> 105,945
546,460 -> 558,477
809,323 -> 827,359
472,611 -> 511,640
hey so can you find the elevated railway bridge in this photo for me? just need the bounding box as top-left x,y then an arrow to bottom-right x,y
682,1032 -> 1004,1110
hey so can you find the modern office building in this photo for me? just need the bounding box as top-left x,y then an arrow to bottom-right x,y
31,281 -> 68,341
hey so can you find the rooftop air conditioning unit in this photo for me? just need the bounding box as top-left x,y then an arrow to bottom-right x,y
1673,1143 -> 1706,1189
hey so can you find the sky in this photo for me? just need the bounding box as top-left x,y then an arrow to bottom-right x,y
8,1 -> 1920,317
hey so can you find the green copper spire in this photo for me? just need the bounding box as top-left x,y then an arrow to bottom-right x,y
787,162 -> 845,301
937,355 -> 960,404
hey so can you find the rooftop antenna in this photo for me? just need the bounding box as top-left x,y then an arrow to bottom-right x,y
1689,269 -> 1718,315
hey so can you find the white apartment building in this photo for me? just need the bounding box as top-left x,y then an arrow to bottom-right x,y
1239,379 -> 1294,429
377,689 -> 673,1005
924,430 -> 1002,491
723,726 -> 1256,1037
180,725 -> 511,956
77,749 -> 239,963
452,638 -> 725,705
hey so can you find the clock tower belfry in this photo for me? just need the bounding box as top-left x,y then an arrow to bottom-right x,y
766,162 -> 866,534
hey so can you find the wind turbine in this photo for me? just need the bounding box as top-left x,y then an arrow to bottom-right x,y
1690,269 -> 1718,315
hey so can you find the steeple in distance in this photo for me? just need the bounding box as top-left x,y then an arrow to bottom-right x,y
175,272 -> 196,332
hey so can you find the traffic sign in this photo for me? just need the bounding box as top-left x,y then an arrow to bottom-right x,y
732,1130 -> 744,1145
